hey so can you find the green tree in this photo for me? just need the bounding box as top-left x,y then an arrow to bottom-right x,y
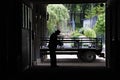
84,28 -> 96,38
94,13 -> 105,37
84,3 -> 105,37
79,27 -> 96,38
71,30 -> 83,38
47,4 -> 69,35
85,3 -> 105,18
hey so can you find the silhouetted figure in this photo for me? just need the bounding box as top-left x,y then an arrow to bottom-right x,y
48,30 -> 62,67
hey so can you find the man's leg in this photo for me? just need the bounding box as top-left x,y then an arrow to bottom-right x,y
50,51 -> 57,67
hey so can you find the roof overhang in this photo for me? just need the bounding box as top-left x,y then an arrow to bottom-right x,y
29,0 -> 107,4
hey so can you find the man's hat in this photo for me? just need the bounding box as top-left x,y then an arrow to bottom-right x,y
55,30 -> 60,33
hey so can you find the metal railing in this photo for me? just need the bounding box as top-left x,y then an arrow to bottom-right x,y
40,37 -> 102,50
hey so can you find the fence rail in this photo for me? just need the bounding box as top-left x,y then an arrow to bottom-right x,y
40,38 -> 102,50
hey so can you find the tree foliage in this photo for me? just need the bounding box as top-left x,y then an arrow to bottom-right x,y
85,3 -> 105,18
47,3 -> 105,37
84,3 -> 105,37
71,30 -> 83,38
94,13 -> 105,36
80,27 -> 96,38
47,4 -> 69,35
84,28 -> 96,38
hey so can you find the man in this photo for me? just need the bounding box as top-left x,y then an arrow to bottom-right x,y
48,30 -> 62,67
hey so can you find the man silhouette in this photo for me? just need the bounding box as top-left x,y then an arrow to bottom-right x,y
48,30 -> 62,67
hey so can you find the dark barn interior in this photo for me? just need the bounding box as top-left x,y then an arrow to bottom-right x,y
1,0 -> 120,79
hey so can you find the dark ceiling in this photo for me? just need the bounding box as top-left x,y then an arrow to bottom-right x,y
29,0 -> 107,4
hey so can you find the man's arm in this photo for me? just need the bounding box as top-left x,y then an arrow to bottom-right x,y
57,40 -> 63,46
